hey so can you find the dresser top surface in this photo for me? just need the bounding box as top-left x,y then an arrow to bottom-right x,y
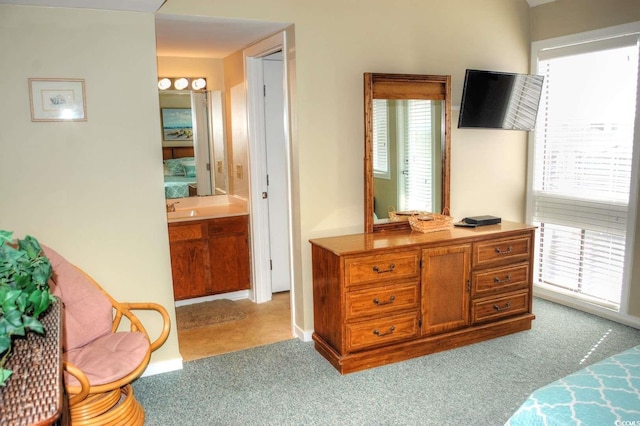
309,221 -> 536,256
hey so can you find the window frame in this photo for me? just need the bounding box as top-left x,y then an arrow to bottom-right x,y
526,21 -> 640,319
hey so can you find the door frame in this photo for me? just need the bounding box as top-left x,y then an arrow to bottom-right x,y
244,31 -> 295,319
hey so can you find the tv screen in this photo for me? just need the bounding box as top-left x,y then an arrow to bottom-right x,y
458,69 -> 544,131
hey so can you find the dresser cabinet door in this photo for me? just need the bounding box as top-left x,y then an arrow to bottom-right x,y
421,244 -> 471,335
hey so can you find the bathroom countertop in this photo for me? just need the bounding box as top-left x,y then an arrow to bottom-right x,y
166,196 -> 248,223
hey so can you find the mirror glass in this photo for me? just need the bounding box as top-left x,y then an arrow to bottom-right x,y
160,90 -> 228,199
364,73 -> 451,233
372,99 -> 443,221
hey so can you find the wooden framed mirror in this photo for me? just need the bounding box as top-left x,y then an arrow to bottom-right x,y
364,73 -> 451,233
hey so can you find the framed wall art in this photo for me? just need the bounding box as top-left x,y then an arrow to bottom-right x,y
29,78 -> 87,122
161,108 -> 193,141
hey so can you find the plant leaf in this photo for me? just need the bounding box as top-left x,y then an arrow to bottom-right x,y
0,230 -> 12,245
22,316 -> 44,334
0,368 -> 12,386
0,334 -> 10,353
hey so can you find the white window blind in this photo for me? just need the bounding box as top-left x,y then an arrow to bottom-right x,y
400,100 -> 433,211
531,35 -> 639,308
373,99 -> 389,179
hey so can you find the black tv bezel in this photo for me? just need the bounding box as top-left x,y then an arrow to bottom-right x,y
457,68 -> 543,131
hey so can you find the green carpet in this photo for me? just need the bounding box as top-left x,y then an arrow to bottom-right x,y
133,298 -> 640,425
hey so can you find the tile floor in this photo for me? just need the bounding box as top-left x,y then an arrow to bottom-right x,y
177,291 -> 293,361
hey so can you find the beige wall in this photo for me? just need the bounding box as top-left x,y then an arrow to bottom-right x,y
222,50 -> 248,198
530,0 -> 640,317
0,6 -> 181,366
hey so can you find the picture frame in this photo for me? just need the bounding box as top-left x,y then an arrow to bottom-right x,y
161,108 -> 194,141
29,78 -> 87,122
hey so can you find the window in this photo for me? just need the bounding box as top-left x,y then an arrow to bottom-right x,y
529,29 -> 639,310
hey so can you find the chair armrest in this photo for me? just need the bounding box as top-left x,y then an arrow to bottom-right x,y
118,302 -> 171,352
63,361 -> 91,407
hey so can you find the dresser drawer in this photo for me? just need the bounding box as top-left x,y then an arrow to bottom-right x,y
473,235 -> 531,267
471,290 -> 529,324
345,251 -> 420,287
346,282 -> 419,320
472,262 -> 530,297
346,312 -> 419,352
168,223 -> 203,242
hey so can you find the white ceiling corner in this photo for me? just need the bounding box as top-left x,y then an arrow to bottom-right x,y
0,0 -> 166,13
526,0 -> 556,7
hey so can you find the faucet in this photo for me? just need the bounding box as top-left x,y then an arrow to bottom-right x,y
166,201 -> 180,212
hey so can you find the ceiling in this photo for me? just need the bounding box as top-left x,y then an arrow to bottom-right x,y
155,15 -> 289,59
0,0 -> 555,59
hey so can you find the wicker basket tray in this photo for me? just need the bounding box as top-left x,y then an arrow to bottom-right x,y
388,207 -> 428,223
408,213 -> 453,233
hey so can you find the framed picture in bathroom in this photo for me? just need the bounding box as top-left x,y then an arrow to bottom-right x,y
161,108 -> 194,141
29,78 -> 87,122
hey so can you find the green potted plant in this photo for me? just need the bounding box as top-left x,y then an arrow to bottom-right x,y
0,230 -> 55,386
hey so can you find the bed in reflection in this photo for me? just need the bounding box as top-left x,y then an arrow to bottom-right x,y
163,147 -> 196,199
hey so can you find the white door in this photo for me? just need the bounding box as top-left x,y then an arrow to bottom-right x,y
263,53 -> 291,293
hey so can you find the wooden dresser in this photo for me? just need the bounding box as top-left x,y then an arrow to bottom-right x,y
310,221 -> 536,374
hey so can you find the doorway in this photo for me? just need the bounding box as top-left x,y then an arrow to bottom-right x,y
245,32 -> 295,312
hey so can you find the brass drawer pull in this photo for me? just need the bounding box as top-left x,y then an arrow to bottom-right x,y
494,246 -> 513,255
372,263 -> 395,274
493,274 -> 511,284
373,326 -> 396,337
493,301 -> 511,312
373,295 -> 396,306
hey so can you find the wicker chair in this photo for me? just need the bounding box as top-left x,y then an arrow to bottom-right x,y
43,246 -> 171,426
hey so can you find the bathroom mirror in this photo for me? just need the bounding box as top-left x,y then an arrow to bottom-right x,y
160,90 -> 228,199
364,73 -> 451,233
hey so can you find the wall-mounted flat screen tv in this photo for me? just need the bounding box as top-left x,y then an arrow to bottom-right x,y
458,69 -> 544,131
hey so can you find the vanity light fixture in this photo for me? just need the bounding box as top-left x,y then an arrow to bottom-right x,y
157,77 -> 207,91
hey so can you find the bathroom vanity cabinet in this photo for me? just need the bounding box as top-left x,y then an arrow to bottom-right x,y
310,221 -> 535,374
168,215 -> 250,300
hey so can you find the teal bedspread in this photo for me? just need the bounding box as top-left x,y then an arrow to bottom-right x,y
506,345 -> 640,426
164,176 -> 196,199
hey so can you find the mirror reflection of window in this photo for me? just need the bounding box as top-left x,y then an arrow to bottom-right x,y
373,100 -> 441,220
400,100 -> 433,212
373,99 -> 389,179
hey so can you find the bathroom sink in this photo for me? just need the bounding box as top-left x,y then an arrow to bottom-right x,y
167,209 -> 198,219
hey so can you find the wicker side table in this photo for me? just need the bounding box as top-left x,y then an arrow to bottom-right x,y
0,300 -> 66,426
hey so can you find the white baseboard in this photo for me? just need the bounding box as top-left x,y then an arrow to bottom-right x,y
142,357 -> 183,377
534,287 -> 640,329
174,290 -> 250,307
294,324 -> 313,342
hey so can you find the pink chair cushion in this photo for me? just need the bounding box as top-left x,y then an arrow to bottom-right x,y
42,245 -> 113,351
63,331 -> 150,387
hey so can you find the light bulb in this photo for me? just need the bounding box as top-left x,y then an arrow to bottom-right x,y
191,78 -> 207,90
158,78 -> 171,90
174,78 -> 188,90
